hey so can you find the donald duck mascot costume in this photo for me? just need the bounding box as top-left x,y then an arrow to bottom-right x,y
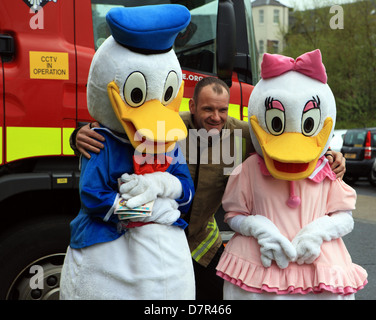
216,50 -> 368,300
60,5 -> 195,300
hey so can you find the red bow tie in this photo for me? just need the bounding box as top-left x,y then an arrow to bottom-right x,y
133,154 -> 172,174
261,49 -> 327,84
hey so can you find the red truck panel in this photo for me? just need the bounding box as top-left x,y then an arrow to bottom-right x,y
74,0 -> 95,123
0,57 -> 3,165
0,0 -> 253,164
2,0 -> 76,128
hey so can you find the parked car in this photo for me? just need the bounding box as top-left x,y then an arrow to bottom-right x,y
371,159 -> 376,185
330,129 -> 347,152
341,127 -> 376,186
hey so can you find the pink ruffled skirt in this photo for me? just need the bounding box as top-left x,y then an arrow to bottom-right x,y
216,235 -> 367,296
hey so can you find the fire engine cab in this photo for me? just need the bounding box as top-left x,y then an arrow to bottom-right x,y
0,0 -> 258,299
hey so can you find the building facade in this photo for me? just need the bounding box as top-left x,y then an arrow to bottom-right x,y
251,0 -> 289,61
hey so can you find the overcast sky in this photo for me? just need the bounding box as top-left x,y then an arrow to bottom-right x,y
270,0 -> 356,10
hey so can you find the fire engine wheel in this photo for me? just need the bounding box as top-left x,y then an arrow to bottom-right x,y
0,216 -> 71,300
6,253 -> 65,300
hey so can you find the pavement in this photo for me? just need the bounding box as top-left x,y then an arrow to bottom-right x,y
353,192 -> 376,223
343,183 -> 376,300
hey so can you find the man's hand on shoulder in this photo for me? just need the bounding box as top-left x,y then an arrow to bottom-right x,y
76,122 -> 105,159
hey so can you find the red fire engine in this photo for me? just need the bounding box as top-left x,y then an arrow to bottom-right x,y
0,0 -> 258,299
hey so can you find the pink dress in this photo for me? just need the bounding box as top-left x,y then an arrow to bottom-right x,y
216,154 -> 367,295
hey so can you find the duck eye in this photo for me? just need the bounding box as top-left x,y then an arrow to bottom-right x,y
265,108 -> 285,136
123,72 -> 147,108
302,109 -> 320,136
162,71 -> 179,106
301,100 -> 321,136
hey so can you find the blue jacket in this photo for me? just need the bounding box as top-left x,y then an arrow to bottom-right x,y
69,127 -> 194,249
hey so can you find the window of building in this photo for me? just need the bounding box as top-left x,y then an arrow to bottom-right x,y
259,40 -> 264,54
273,9 -> 280,24
267,40 -> 279,53
259,9 -> 264,24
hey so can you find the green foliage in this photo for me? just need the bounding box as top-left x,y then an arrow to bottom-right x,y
282,0 -> 376,129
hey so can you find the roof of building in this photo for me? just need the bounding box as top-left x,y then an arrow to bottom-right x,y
251,0 -> 288,8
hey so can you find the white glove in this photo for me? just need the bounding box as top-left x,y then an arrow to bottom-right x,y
292,211 -> 354,265
130,197 -> 180,225
228,215 -> 297,269
119,171 -> 182,208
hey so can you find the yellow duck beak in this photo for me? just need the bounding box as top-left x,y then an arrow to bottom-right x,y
250,115 -> 333,180
107,80 -> 187,153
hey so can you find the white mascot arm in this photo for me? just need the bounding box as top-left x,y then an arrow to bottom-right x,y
119,171 -> 183,208
227,215 -> 297,269
292,211 -> 354,265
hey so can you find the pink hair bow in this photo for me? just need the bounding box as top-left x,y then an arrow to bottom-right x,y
261,49 -> 327,84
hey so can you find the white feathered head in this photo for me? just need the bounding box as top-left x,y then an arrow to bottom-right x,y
87,5 -> 191,153
248,50 -> 336,180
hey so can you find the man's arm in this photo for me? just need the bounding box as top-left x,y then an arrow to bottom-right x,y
70,122 -> 105,159
71,120 -> 347,179
325,149 -> 346,179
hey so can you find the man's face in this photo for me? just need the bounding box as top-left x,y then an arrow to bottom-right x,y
189,84 -> 229,133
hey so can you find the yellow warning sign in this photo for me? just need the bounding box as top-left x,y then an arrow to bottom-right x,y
30,51 -> 69,80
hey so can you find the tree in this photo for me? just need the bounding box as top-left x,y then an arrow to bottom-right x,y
282,0 -> 376,128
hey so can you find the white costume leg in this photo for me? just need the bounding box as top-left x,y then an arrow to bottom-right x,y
60,224 -> 194,300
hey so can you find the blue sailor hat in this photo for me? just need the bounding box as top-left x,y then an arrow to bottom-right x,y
106,4 -> 191,54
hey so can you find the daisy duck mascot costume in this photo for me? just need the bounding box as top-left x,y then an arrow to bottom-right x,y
60,5 -> 195,300
216,50 -> 368,300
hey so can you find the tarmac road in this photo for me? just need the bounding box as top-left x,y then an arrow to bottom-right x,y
344,179 -> 376,300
